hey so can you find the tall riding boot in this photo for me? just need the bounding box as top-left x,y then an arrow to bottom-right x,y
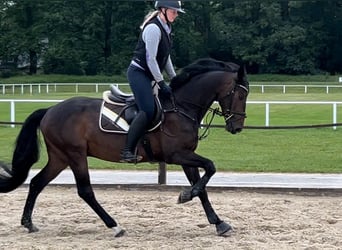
120,111 -> 148,163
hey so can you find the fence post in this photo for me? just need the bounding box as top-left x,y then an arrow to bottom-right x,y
333,103 -> 337,130
158,162 -> 167,184
10,100 -> 15,128
265,102 -> 270,127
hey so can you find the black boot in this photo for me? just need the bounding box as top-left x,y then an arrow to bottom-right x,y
120,111 -> 148,163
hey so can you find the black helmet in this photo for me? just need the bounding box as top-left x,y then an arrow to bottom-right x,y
155,1 -> 185,13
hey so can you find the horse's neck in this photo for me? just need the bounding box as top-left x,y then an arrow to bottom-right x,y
174,87 -> 215,123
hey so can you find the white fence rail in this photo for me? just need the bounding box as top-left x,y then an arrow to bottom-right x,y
0,99 -> 62,128
1,99 -> 341,130
252,84 -> 342,94
0,83 -> 125,95
248,101 -> 341,130
1,83 -> 342,94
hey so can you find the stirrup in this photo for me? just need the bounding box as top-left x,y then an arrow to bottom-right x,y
120,150 -> 142,163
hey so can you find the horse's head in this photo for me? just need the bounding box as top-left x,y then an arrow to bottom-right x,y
218,65 -> 249,134
170,58 -> 249,134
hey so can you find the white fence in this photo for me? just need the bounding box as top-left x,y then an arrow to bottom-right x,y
0,83 -> 123,94
0,99 -> 62,128
1,99 -> 341,130
253,84 -> 342,94
248,101 -> 341,130
1,83 -> 342,94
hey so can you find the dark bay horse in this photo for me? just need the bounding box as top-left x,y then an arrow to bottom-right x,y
0,58 -> 249,237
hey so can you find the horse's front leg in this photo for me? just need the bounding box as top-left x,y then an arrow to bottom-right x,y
174,152 -> 232,236
177,154 -> 215,203
179,165 -> 232,236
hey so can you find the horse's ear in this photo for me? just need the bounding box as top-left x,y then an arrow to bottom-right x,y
238,64 -> 249,89
237,64 -> 245,79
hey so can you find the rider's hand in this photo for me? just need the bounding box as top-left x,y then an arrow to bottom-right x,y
157,80 -> 172,98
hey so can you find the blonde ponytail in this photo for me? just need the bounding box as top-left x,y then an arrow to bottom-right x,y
140,10 -> 159,30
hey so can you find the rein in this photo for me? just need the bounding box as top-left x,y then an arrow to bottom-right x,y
199,83 -> 248,139
162,81 -> 248,139
163,95 -> 197,122
198,107 -> 220,140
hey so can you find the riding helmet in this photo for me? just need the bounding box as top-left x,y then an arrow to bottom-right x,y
155,1 -> 185,13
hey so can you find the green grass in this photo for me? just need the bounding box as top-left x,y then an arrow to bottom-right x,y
2,93 -> 342,128
197,128 -> 342,173
1,125 -> 341,173
1,78 -> 342,173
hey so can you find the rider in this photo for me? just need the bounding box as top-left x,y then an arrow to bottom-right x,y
120,1 -> 185,163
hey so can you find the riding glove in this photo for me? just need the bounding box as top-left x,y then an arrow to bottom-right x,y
157,80 -> 172,97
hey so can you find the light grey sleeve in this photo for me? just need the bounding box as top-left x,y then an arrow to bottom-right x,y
142,24 -> 164,82
164,56 -> 176,80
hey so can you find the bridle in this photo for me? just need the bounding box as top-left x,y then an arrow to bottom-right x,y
199,83 -> 248,140
163,82 -> 249,140
215,83 -> 249,122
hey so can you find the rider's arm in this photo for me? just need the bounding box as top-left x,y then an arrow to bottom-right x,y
164,56 -> 176,80
143,24 -> 164,82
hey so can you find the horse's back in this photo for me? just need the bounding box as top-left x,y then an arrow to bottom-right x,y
40,97 -> 102,142
46,96 -> 101,118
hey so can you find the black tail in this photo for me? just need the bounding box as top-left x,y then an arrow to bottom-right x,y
0,108 -> 49,192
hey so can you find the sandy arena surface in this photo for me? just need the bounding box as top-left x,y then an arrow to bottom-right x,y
0,186 -> 341,250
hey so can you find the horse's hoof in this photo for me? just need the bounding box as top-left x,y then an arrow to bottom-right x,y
113,226 -> 125,237
216,221 -> 232,236
177,189 -> 192,204
28,225 -> 39,233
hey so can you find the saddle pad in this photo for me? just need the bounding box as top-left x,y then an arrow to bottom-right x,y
99,101 -> 129,134
99,90 -> 163,134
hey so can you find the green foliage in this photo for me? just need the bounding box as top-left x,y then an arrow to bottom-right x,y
43,50 -> 84,75
0,74 -> 127,84
1,1 -> 342,76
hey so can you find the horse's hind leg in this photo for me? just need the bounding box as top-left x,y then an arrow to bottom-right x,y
21,160 -> 66,233
69,156 -> 125,237
180,166 -> 232,236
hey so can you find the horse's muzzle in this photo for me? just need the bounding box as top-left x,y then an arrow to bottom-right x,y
226,121 -> 243,134
224,111 -> 246,134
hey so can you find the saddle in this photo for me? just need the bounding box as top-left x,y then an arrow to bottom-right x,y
99,85 -> 163,133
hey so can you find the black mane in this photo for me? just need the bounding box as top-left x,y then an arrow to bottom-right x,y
170,58 -> 240,90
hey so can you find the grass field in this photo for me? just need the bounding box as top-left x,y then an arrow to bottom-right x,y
1,81 -> 342,173
1,124 -> 341,173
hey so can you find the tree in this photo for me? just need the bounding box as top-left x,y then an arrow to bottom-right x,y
1,0 -> 46,74
1,0 -> 342,76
